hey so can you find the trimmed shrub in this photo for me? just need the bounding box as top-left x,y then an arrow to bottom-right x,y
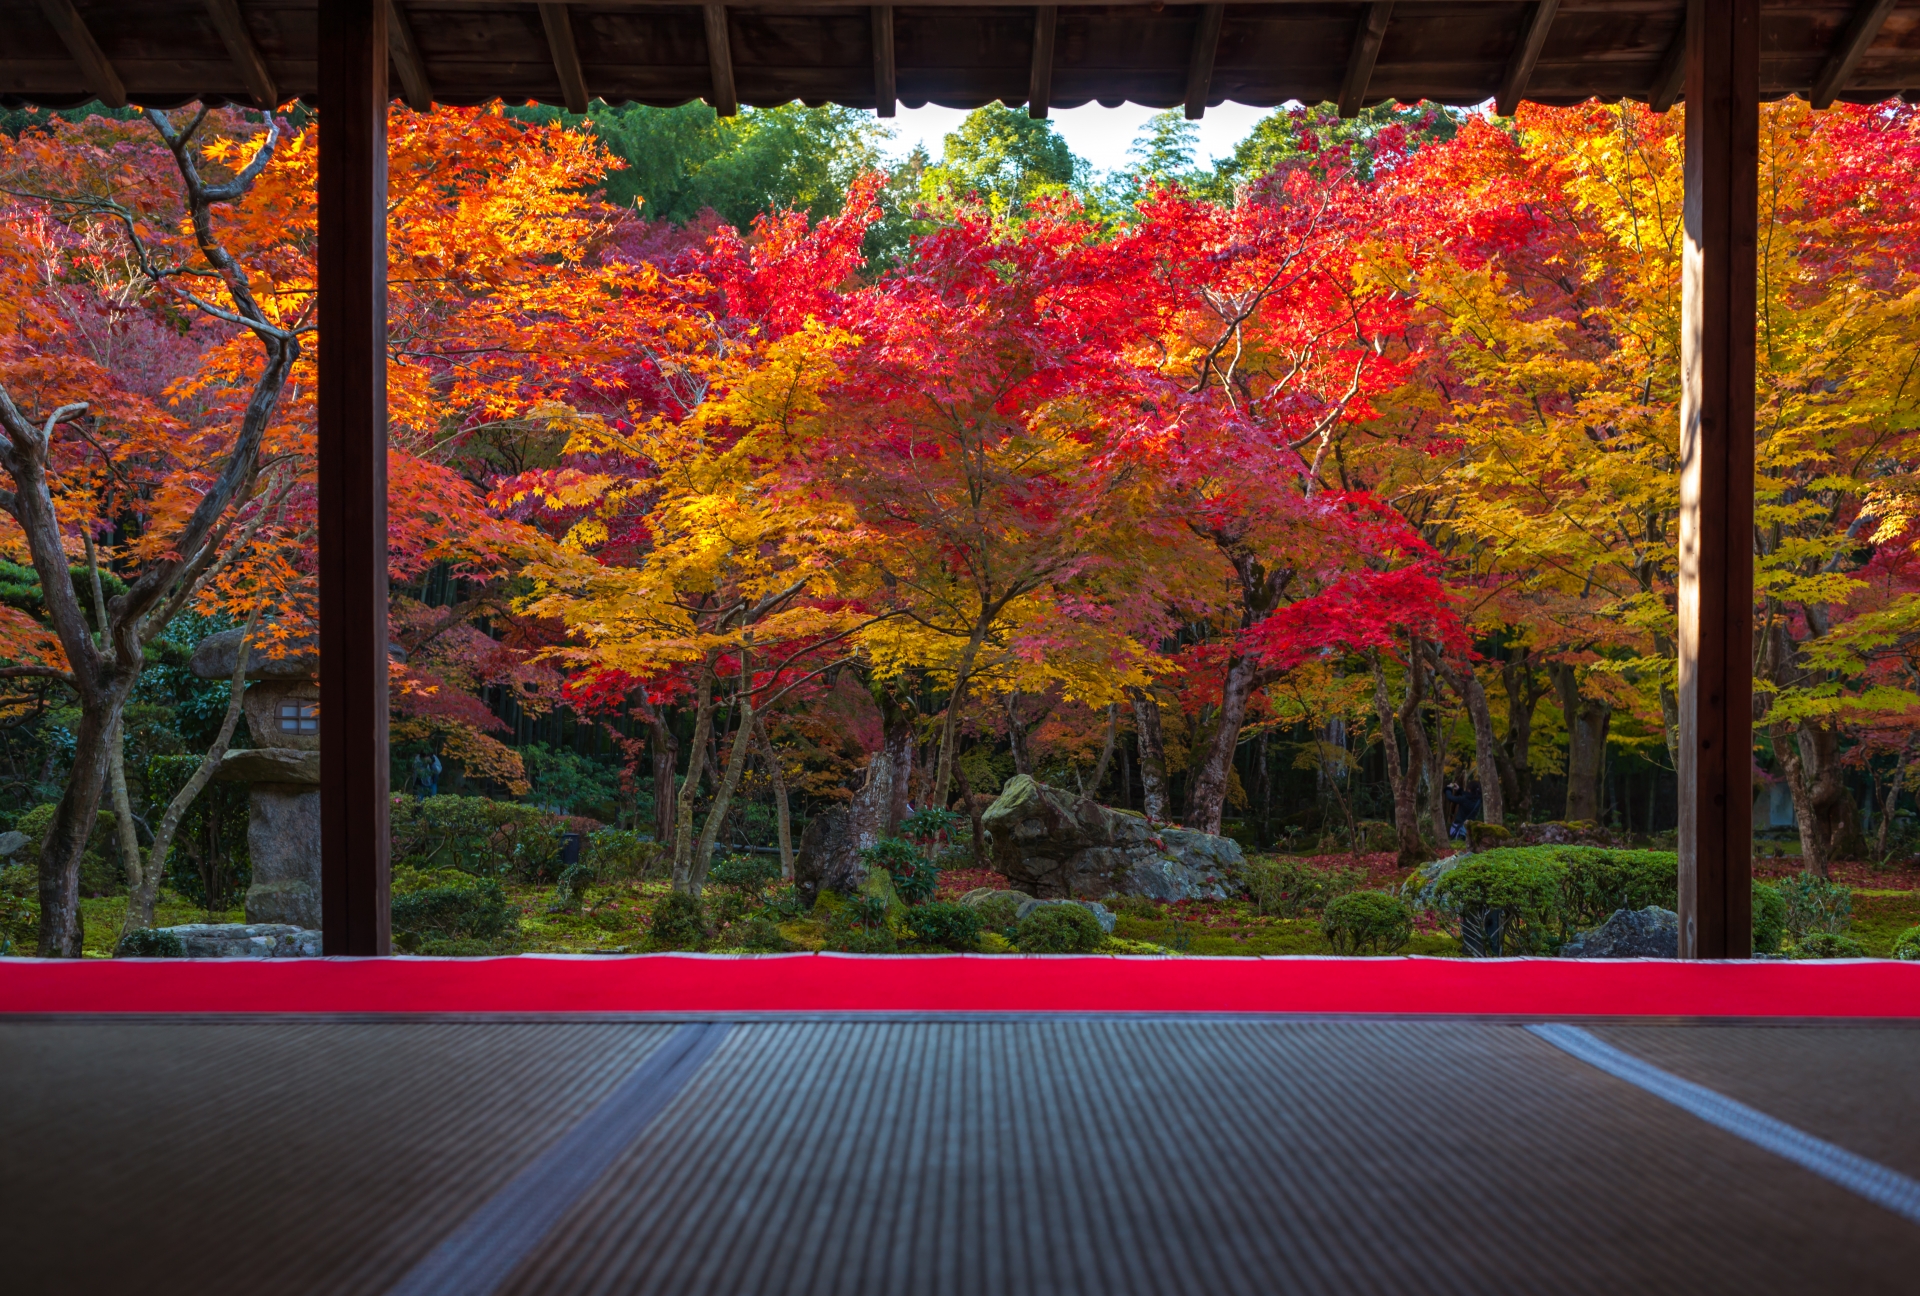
1014,903 -> 1103,953
647,893 -> 708,950
115,928 -> 185,958
862,836 -> 937,905
1752,882 -> 1789,955
1467,821 -> 1512,850
910,900 -> 982,951
1243,856 -> 1363,918
1893,925 -> 1920,961
824,892 -> 896,952
583,829 -> 663,883
1790,932 -> 1868,959
1776,873 -> 1853,939
1431,851 -> 1564,955
390,795 -> 566,881
710,853 -> 782,894
1557,849 -> 1680,929
1322,890 -> 1413,955
390,871 -> 517,944
963,890 -> 1030,934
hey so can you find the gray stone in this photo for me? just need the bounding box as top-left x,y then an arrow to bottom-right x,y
216,747 -> 321,786
1560,906 -> 1680,959
980,775 -> 1242,901
793,752 -> 891,902
154,923 -> 322,958
1015,897 -> 1117,935
190,627 -> 320,680
242,679 -> 320,752
244,786 -> 322,928
0,830 -> 26,858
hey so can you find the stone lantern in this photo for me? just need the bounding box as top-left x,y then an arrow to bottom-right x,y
189,628 -> 322,929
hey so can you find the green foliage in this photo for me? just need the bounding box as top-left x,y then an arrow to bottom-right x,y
710,853 -> 782,894
1321,890 -> 1413,955
390,795 -> 566,881
0,863 -> 36,954
1243,856 -> 1363,918
1014,903 -> 1104,953
965,890 -> 1027,934
909,900 -> 982,951
16,802 -> 123,896
390,869 -> 518,945
1790,931 -> 1868,959
1753,882 -> 1790,955
1892,925 -> 1920,960
921,103 -> 1084,215
861,835 -> 937,905
825,891 -> 897,952
583,829 -> 663,883
115,928 -> 185,958
1557,849 -> 1680,929
1430,851 -> 1564,955
900,806 -> 960,846
519,744 -> 624,820
648,892 -> 709,950
1776,872 -> 1853,939
0,558 -> 127,638
146,754 -> 250,912
1210,101 -> 1462,193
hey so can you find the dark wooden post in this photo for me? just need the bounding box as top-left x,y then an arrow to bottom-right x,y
317,0 -> 392,956
1676,0 -> 1757,959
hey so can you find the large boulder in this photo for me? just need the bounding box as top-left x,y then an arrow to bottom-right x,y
244,786 -> 322,928
151,923 -> 322,958
981,775 -> 1242,901
793,752 -> 891,902
1561,906 -> 1679,958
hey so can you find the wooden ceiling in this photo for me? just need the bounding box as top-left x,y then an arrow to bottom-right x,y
2,1 -> 1916,123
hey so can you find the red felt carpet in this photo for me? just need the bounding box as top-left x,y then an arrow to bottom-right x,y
2,953 -> 1917,1017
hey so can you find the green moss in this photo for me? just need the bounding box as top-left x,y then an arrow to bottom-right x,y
1849,890 -> 1920,957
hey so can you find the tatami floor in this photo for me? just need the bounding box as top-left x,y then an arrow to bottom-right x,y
3,1016 -> 1917,1294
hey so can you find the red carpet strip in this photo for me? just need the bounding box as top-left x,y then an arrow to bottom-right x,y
2,953 -> 1917,1017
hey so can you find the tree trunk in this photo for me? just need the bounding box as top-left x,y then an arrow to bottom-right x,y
648,708 -> 679,845
1184,652 -> 1268,836
1007,689 -> 1033,776
876,685 -> 915,834
1773,719 -> 1856,877
756,718 -> 794,882
107,715 -> 142,895
1551,663 -> 1613,824
1445,664 -> 1506,828
1089,703 -> 1118,796
1419,684 -> 1448,847
1877,747 -> 1908,861
1129,686 -> 1169,821
952,746 -> 987,864
689,684 -> 756,895
1502,652 -> 1541,819
670,668 -> 717,892
37,693 -> 125,956
1372,652 -> 1427,868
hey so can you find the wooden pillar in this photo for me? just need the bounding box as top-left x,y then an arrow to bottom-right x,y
1676,0 -> 1757,959
317,0 -> 392,956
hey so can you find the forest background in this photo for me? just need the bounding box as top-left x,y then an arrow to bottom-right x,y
5,91 -> 1920,952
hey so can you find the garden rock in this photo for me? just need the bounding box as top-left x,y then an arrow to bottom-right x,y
1015,897 -> 1117,935
242,785 -> 323,928
1515,820 -> 1617,847
793,752 -> 891,902
1560,906 -> 1679,958
980,775 -> 1241,901
0,830 -> 25,858
152,923 -> 322,957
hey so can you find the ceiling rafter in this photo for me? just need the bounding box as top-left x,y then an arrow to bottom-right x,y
203,0 -> 277,108
705,4 -> 738,117
35,0 -> 126,108
539,3 -> 589,113
1496,0 -> 1560,118
1812,0 -> 1899,109
1028,5 -> 1057,120
388,0 -> 434,111
1183,4 -> 1224,122
872,6 -> 896,118
1336,1 -> 1392,120
1649,19 -> 1688,113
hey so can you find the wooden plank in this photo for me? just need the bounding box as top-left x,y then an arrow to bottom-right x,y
1028,5 -> 1056,119
317,0 -> 393,959
1336,1 -> 1392,119
202,0 -> 277,108
34,0 -> 126,107
1183,3 -> 1224,120
1495,0 -> 1560,116
705,4 -> 738,116
1811,0 -> 1898,108
1649,15 -> 1687,112
388,0 -> 434,111
872,5 -> 895,117
1676,0 -> 1756,961
539,2 -> 589,112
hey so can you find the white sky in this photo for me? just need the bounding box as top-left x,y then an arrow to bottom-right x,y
879,101 -> 1275,174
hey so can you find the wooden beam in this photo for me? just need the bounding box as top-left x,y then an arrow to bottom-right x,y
1028,6 -> 1057,120
1336,1 -> 1392,120
539,3 -> 590,113
704,5 -> 738,117
1495,0 -> 1559,117
1676,0 -> 1757,961
872,6 -> 895,118
35,0 -> 126,108
387,0 -> 433,112
317,0 -> 393,958
1649,17 -> 1687,113
203,0 -> 278,109
1811,0 -> 1898,109
1184,4 -> 1224,121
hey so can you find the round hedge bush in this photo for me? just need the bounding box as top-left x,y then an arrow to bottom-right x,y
1752,881 -> 1789,955
1893,925 -> 1920,961
910,900 -> 981,951
1014,903 -> 1103,953
1321,890 -> 1413,955
1789,931 -> 1868,959
710,854 -> 781,893
648,893 -> 708,950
